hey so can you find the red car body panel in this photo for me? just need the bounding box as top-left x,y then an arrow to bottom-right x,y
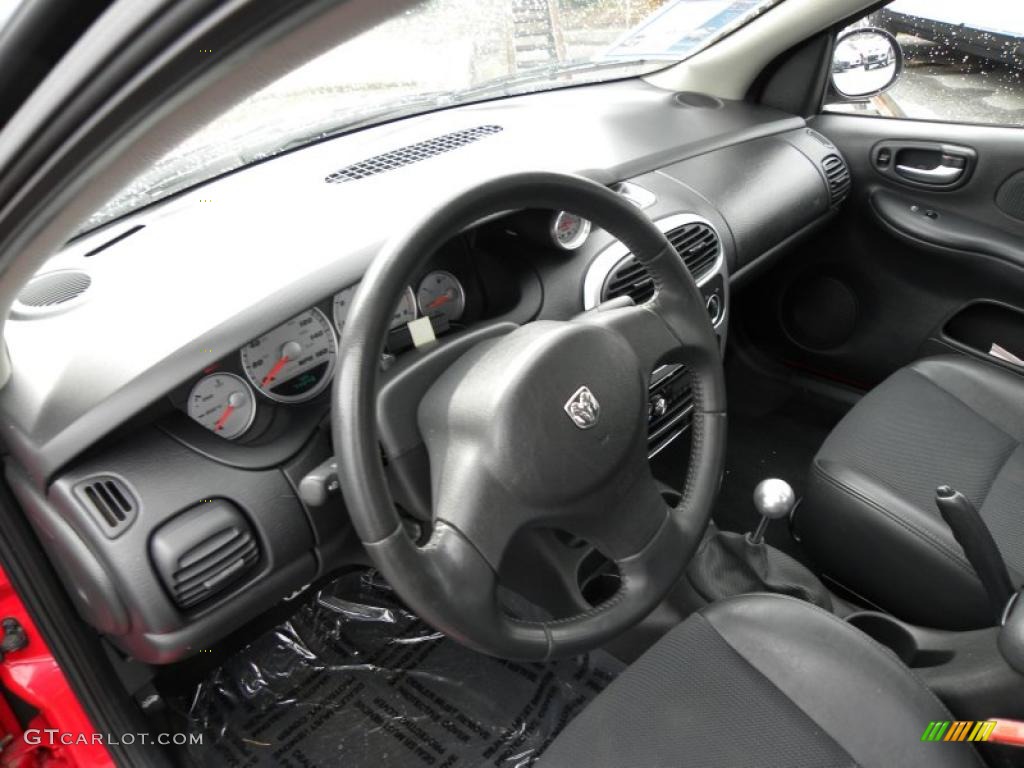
0,564 -> 111,767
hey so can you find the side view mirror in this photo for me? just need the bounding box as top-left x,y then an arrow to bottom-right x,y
830,27 -> 903,99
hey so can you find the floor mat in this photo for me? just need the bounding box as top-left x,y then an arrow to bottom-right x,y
173,570 -> 623,768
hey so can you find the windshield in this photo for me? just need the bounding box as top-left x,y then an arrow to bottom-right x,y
0,0 -> 21,31
83,0 -> 782,232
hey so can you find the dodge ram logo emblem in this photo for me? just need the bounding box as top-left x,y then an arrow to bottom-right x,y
564,386 -> 600,430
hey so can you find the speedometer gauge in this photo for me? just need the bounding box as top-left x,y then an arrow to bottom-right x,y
187,373 -> 256,440
240,308 -> 337,403
333,284 -> 417,334
551,211 -> 591,250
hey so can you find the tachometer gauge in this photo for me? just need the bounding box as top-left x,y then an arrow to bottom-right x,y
416,270 -> 465,323
551,211 -> 591,250
187,373 -> 256,440
240,308 -> 337,403
333,284 -> 417,334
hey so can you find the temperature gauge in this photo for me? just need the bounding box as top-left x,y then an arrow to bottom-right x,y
187,373 -> 256,440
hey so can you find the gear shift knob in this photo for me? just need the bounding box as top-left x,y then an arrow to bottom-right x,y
749,479 -> 795,544
753,479 -> 796,520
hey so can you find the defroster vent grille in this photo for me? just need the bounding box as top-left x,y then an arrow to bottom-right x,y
325,125 -> 503,184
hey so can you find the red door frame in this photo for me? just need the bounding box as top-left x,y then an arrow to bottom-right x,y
0,564 -> 111,767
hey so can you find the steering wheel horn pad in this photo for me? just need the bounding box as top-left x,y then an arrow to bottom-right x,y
421,320 -> 646,505
333,171 -> 726,660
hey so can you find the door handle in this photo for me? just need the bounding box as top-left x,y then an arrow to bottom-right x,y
873,141 -> 975,188
895,164 -> 964,184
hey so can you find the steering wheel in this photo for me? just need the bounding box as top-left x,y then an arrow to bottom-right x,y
333,172 -> 726,660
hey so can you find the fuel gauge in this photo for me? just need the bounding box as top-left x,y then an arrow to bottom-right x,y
416,270 -> 465,323
187,373 -> 256,440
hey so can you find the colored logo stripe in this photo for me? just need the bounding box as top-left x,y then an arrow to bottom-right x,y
921,721 -> 997,742
922,722 -> 949,742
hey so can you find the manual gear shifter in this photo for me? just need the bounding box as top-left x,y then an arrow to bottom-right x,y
749,478 -> 796,545
687,477 -> 832,611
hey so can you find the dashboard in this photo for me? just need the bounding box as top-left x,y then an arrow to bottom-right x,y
171,211 -> 590,445
0,78 -> 846,664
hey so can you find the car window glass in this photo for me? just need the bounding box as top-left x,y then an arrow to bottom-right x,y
81,0 -> 784,234
824,0 -> 1024,127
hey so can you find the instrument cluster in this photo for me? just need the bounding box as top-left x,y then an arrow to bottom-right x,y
176,207 -> 586,442
183,269 -> 469,441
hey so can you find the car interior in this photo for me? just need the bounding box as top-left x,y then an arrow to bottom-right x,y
0,0 -> 1022,766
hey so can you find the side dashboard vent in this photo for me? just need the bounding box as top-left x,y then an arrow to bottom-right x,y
806,128 -> 834,148
74,475 -> 138,538
601,221 -> 721,303
150,500 -> 259,610
822,154 -> 851,205
13,270 -> 91,318
325,125 -> 503,184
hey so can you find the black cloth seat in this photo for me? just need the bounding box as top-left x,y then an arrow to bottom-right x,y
538,594 -> 981,768
800,356 -> 1024,629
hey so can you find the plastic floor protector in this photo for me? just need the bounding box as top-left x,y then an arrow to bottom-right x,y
176,569 -> 624,767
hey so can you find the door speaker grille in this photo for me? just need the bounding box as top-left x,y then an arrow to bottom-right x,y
996,170 -> 1024,221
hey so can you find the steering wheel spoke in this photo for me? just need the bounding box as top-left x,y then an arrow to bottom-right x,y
576,302 -> 683,380
557,460 -> 671,562
426,445 -> 534,570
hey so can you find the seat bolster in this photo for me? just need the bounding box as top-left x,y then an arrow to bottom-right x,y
802,459 -> 992,629
702,594 -> 984,768
910,356 -> 1024,442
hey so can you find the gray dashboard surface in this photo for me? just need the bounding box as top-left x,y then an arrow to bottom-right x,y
0,78 -> 802,485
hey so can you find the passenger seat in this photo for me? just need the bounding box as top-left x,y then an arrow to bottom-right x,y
799,356 -> 1024,629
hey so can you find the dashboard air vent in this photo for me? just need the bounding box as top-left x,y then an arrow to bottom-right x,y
15,270 -> 91,315
822,154 -> 851,205
325,125 -> 503,184
74,476 -> 138,538
604,259 -> 655,304
151,500 -> 259,610
601,221 -> 720,303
